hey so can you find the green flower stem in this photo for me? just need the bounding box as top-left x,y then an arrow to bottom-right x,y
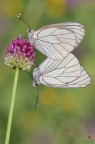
4,67 -> 19,144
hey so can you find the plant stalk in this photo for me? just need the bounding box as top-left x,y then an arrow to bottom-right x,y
4,67 -> 19,144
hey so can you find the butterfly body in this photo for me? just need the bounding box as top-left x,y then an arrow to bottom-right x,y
28,30 -> 36,45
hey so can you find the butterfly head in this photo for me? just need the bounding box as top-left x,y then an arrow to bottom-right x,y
28,29 -> 31,33
32,68 -> 41,87
27,29 -> 33,35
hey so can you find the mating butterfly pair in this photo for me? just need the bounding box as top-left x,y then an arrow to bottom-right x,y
27,22 -> 91,88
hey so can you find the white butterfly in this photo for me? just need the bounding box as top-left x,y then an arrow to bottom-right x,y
18,14 -> 85,60
28,22 -> 85,60
32,53 -> 91,88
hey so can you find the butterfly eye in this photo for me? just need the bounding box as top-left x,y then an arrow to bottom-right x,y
35,83 -> 38,87
28,29 -> 31,33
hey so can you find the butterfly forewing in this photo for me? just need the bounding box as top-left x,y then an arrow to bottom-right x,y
32,22 -> 85,60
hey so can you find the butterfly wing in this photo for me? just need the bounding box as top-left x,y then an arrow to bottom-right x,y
64,66 -> 91,88
33,22 -> 85,60
34,53 -> 91,88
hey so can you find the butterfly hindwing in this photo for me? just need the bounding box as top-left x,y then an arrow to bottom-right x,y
39,54 -> 81,87
33,53 -> 91,88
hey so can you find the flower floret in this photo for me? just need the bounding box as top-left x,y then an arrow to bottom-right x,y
4,35 -> 35,71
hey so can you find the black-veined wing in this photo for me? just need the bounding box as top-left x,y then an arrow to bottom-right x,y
33,53 -> 90,88
33,22 -> 85,60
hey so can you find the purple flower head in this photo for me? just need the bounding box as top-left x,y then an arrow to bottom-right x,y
4,35 -> 35,71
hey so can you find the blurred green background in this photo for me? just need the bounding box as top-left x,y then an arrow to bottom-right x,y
0,0 -> 95,143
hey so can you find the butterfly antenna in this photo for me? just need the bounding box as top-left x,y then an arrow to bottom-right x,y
35,86 -> 39,108
34,62 -> 38,68
17,13 -> 31,29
